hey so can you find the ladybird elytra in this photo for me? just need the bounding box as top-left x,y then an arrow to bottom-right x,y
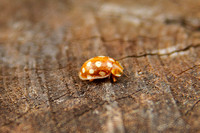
79,56 -> 123,82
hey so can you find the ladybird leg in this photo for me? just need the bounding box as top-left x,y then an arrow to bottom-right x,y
108,74 -> 111,79
89,79 -> 94,82
112,75 -> 117,82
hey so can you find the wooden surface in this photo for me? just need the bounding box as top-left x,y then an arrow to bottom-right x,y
0,0 -> 200,132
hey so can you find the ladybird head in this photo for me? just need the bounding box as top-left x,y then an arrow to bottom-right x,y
111,61 -> 123,77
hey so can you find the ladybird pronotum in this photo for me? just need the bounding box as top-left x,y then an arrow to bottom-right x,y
79,56 -> 123,82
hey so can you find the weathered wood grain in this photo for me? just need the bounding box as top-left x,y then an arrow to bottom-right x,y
0,0 -> 200,132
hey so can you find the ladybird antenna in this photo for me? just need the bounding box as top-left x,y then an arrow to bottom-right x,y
122,68 -> 129,77
123,71 -> 129,77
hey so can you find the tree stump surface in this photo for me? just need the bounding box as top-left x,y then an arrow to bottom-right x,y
0,0 -> 200,133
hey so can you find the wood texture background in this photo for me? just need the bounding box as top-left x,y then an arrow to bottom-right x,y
0,0 -> 200,132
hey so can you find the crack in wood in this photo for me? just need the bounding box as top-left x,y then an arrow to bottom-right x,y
117,44 -> 200,60
177,64 -> 200,76
168,99 -> 200,130
185,100 -> 200,116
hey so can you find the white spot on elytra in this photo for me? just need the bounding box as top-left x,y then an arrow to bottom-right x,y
95,61 -> 102,67
107,62 -> 112,68
87,61 -> 92,67
98,56 -> 105,57
99,71 -> 106,76
87,75 -> 92,79
108,58 -> 115,62
79,72 -> 85,80
89,69 -> 94,74
82,68 -> 85,73
115,74 -> 121,77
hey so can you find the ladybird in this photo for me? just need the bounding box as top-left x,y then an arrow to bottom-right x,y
79,56 -> 123,82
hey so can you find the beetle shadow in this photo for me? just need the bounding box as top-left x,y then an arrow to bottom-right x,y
89,78 -> 111,84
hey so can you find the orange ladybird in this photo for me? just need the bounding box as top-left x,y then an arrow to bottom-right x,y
79,56 -> 123,82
